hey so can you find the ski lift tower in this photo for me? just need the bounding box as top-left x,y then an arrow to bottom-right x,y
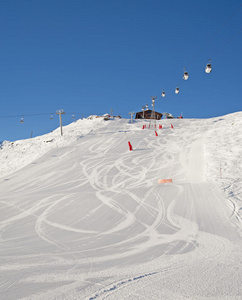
56,109 -> 66,136
129,111 -> 135,124
149,96 -> 157,128
142,106 -> 145,118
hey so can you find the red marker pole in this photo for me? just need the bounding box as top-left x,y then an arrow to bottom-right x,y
125,131 -> 133,151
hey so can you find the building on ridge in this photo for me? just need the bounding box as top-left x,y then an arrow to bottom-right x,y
135,110 -> 163,120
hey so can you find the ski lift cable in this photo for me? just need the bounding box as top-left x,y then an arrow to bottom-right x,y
0,113 -> 51,118
187,4 -> 242,68
0,112 -> 78,118
181,5 -> 241,78
141,6 -> 241,106
165,5 -> 242,97
212,27 -> 242,57
187,27 -> 242,76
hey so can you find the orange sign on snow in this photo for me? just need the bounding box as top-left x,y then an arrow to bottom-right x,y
158,179 -> 173,184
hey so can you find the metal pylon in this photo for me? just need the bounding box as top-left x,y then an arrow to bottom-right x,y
149,96 -> 157,129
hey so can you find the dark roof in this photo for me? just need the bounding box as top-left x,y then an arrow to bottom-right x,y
136,110 -> 162,114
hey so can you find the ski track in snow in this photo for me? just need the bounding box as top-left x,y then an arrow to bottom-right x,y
0,115 -> 241,299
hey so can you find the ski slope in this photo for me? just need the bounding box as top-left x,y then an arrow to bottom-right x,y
0,113 -> 242,300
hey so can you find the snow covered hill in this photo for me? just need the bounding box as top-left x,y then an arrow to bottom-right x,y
0,113 -> 241,300
0,117 -> 109,178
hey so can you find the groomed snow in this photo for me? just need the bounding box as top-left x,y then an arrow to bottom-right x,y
0,113 -> 241,299
0,117 -> 109,178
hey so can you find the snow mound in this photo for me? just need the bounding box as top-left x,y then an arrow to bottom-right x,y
0,117 -> 108,178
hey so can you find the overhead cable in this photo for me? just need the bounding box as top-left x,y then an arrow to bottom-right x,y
187,4 -> 242,67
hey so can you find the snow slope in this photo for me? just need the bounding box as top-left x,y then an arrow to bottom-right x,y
0,113 -> 241,300
0,117 -> 109,178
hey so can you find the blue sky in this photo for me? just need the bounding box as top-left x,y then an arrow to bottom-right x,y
0,0 -> 241,141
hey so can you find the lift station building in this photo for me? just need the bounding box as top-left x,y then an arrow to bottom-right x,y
135,110 -> 163,120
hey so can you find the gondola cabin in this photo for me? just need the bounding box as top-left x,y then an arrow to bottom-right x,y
183,72 -> 189,80
205,63 -> 212,73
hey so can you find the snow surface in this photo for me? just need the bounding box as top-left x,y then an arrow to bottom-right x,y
0,113 -> 241,300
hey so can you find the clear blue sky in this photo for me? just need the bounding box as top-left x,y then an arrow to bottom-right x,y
0,0 -> 241,141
